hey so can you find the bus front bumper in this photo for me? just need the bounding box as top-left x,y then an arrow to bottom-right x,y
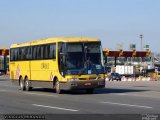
60,79 -> 105,90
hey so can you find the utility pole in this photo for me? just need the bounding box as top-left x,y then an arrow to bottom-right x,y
140,34 -> 143,50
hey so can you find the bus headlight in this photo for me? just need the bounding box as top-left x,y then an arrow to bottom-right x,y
98,80 -> 105,85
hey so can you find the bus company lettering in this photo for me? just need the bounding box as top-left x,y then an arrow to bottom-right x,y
41,63 -> 49,69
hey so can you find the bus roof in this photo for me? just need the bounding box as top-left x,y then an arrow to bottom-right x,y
10,37 -> 100,48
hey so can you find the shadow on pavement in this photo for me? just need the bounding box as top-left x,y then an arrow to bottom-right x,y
0,79 -> 9,81
31,88 -> 56,93
30,87 -> 148,95
93,88 -> 148,94
66,88 -> 149,95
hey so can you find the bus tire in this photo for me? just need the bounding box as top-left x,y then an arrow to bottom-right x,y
25,77 -> 32,91
86,89 -> 94,94
55,80 -> 63,94
19,77 -> 25,91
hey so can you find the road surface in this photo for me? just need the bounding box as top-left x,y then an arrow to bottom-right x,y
0,77 -> 160,119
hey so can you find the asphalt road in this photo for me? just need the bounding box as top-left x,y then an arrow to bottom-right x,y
0,77 -> 160,119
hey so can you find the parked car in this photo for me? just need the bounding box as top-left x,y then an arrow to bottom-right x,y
109,72 -> 122,81
105,66 -> 111,73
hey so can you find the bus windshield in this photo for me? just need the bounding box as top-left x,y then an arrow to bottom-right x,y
65,42 -> 104,75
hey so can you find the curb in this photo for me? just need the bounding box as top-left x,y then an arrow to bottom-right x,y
105,77 -> 158,82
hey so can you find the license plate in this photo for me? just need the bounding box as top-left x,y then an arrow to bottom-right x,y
84,83 -> 91,86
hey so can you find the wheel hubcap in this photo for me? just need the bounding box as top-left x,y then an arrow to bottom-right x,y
20,81 -> 23,88
26,80 -> 29,88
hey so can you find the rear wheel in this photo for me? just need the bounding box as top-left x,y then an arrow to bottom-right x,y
55,80 -> 63,94
25,77 -> 32,91
86,89 -> 94,94
19,77 -> 25,91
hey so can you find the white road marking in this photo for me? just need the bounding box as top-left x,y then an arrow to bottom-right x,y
0,85 -> 15,87
115,93 -> 127,96
127,94 -> 160,98
114,93 -> 160,99
100,101 -> 153,109
0,89 -> 8,92
32,104 -> 79,112
24,92 -> 58,98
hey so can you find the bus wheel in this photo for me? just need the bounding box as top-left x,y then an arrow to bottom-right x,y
86,89 -> 94,94
25,77 -> 32,91
19,77 -> 25,91
55,80 -> 62,94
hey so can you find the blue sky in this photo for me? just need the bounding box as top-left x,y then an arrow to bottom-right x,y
0,0 -> 160,52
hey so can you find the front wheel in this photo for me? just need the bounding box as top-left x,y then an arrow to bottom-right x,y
25,77 -> 32,91
55,80 -> 63,94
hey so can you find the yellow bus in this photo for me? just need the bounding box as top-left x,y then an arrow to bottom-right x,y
10,37 -> 105,94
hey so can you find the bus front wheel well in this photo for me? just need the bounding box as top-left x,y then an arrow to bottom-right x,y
24,76 -> 28,80
53,77 -> 58,88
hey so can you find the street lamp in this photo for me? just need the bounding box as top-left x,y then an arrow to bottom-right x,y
140,34 -> 143,50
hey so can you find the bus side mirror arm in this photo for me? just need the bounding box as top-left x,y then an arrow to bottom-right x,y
104,57 -> 107,64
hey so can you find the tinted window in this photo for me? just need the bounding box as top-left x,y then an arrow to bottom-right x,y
32,43 -> 56,60
14,48 -> 19,61
50,44 -> 56,59
10,43 -> 56,61
19,47 -> 26,60
26,47 -> 31,60
37,46 -> 41,59
32,46 -> 37,60
43,45 -> 50,59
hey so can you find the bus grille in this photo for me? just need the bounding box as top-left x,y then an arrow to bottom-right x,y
79,77 -> 97,80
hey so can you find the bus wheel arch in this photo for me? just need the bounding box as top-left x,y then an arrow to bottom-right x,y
18,75 -> 22,85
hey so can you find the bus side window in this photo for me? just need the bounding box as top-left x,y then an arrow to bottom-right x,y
40,45 -> 44,59
21,47 -> 26,60
26,47 -> 31,60
44,45 -> 47,59
26,47 -> 29,60
50,44 -> 56,59
10,49 -> 15,61
43,45 -> 50,59
32,46 -> 37,60
37,46 -> 41,59
15,48 -> 19,61
18,48 -> 22,60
